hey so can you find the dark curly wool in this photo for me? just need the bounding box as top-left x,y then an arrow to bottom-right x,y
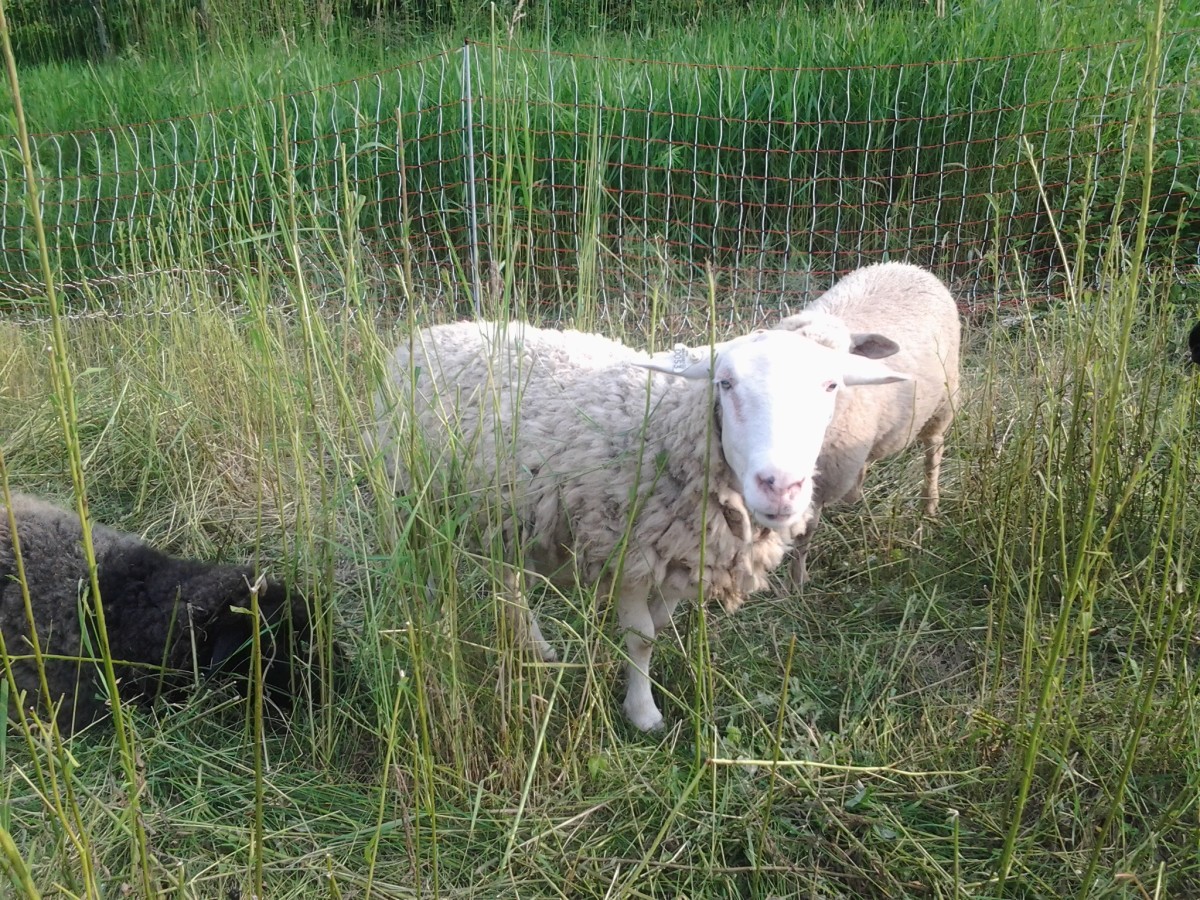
1,493 -> 309,733
1190,321 -> 1200,366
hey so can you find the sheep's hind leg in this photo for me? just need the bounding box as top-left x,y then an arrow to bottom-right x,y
844,464 -> 869,504
918,424 -> 947,517
617,580 -> 665,732
911,415 -> 951,549
501,569 -> 558,662
648,593 -> 682,637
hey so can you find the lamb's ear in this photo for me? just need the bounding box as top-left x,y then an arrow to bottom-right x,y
842,354 -> 911,386
206,617 -> 251,674
849,332 -> 900,360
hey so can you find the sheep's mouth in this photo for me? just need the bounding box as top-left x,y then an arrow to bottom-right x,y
750,509 -> 801,530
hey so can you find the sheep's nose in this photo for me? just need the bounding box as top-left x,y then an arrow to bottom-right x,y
756,472 -> 806,503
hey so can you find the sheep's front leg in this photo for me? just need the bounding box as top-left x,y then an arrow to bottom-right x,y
617,580 -> 665,732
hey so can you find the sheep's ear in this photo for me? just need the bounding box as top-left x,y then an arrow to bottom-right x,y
207,620 -> 251,673
849,332 -> 900,360
635,342 -> 718,380
842,354 -> 911,386
637,358 -> 713,380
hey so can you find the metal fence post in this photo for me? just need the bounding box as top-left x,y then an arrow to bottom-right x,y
462,40 -> 482,317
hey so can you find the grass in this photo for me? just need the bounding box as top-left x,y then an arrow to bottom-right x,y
3,0 -> 1200,897
2,159 -> 1199,900
1,247 -> 1199,897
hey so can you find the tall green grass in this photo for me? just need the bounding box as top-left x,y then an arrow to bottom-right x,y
3,1 -> 1200,898
5,0 -> 1192,141
7,250 -> 1196,896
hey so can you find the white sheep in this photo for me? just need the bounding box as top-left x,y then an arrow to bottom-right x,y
774,262 -> 961,585
1,492 -> 310,733
374,320 -> 907,731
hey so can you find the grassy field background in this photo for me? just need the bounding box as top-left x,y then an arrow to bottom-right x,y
2,0 -> 1197,311
2,1 -> 1200,897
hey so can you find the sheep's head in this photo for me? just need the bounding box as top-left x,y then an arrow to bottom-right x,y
643,330 -> 908,531
191,573 -> 313,702
1189,321 -> 1200,366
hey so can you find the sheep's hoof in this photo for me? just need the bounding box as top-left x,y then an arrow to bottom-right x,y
536,642 -> 559,663
623,699 -> 665,733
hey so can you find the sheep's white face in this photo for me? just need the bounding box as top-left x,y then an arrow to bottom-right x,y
684,330 -> 908,531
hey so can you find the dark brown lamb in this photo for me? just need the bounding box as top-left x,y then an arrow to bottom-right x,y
1,492 -> 309,733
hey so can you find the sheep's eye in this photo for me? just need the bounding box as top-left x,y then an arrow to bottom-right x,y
824,380 -> 839,393
717,378 -> 733,390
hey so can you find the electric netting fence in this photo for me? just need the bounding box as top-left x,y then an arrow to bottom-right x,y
1,33 -> 1197,324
